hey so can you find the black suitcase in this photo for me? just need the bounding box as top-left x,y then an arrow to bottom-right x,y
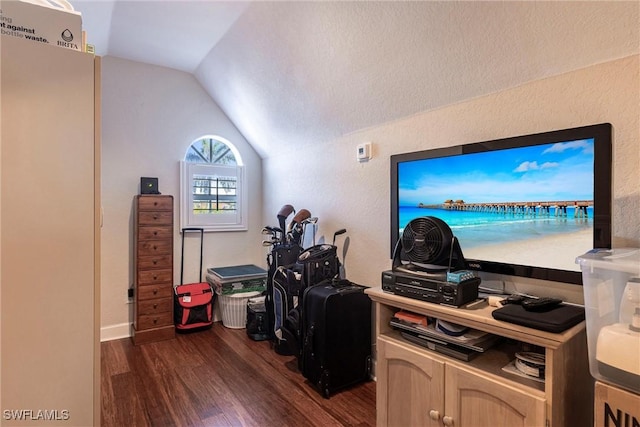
300,279 -> 372,398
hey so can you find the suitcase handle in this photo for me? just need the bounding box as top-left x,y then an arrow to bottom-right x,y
180,227 -> 204,285
331,278 -> 351,287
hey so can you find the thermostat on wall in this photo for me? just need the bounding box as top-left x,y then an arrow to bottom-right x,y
357,142 -> 372,162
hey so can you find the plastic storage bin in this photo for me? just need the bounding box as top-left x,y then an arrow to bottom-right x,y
206,264 -> 267,295
218,291 -> 262,329
576,248 -> 640,393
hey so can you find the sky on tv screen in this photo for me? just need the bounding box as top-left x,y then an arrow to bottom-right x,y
399,138 -> 594,206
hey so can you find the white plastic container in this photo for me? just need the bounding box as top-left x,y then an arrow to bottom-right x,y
218,291 -> 262,329
576,248 -> 640,393
1,1 -> 83,52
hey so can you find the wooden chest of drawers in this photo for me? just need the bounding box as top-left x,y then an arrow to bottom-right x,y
132,195 -> 175,344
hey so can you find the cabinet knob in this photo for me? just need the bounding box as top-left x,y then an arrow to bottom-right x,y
429,410 -> 440,421
153,231 -> 158,236
153,260 -> 157,265
153,303 -> 158,309
153,202 -> 158,206
153,245 -> 157,250
153,318 -> 158,324
153,275 -> 158,280
153,288 -> 158,295
443,416 -> 454,426
153,215 -> 158,220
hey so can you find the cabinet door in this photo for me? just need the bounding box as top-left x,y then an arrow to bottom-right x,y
377,337 -> 445,427
1,36 -> 97,425
445,364 -> 546,427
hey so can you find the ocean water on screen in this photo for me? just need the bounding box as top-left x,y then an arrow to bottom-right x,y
399,206 -> 592,250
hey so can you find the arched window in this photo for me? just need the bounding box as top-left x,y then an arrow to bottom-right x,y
180,136 -> 247,231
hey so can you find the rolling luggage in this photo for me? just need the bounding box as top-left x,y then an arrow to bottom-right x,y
174,228 -> 215,332
300,279 -> 372,398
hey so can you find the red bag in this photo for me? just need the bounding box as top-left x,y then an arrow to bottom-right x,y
174,282 -> 214,331
174,228 -> 214,331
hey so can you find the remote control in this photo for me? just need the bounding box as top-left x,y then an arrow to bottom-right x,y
500,295 -> 526,305
521,297 -> 562,312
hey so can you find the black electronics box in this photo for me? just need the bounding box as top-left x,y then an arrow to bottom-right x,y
381,269 -> 479,307
140,177 -> 160,194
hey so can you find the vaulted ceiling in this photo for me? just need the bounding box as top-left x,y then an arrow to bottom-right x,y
74,1 -> 639,158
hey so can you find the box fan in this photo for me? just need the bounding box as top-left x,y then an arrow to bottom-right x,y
392,216 -> 469,280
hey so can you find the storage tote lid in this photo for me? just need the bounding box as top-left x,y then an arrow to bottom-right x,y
575,248 -> 640,275
207,264 -> 267,280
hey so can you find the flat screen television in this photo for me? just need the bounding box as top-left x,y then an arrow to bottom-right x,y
390,123 -> 612,285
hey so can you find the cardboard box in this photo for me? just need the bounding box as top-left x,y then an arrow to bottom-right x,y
0,0 -> 82,51
595,381 -> 639,427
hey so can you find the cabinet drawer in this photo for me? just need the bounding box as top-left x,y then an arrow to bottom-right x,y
138,298 -> 172,316
138,240 -> 172,256
137,312 -> 173,330
138,269 -> 173,286
138,211 -> 172,226
138,284 -> 173,301
138,226 -> 172,241
138,196 -> 172,211
138,254 -> 172,270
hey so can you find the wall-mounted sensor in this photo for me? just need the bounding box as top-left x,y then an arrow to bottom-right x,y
357,142 -> 372,162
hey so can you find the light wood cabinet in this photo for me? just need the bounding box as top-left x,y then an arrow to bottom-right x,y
366,287 -> 592,427
377,336 -> 445,427
377,337 -> 545,427
131,195 -> 176,344
445,357 -> 546,426
1,35 -> 100,425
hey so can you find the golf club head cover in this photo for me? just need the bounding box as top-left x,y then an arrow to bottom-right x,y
277,204 -> 295,234
277,204 -> 295,219
289,209 -> 311,231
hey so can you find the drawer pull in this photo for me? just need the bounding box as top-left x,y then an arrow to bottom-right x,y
429,410 -> 440,421
153,318 -> 158,324
154,202 -> 158,206
153,289 -> 158,295
153,275 -> 158,280
153,260 -> 157,265
153,215 -> 158,220
153,231 -> 158,236
153,303 -> 158,309
153,245 -> 157,250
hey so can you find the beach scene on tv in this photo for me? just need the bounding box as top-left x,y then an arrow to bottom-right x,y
398,138 -> 596,273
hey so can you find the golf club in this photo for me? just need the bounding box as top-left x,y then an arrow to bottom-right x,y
301,216 -> 318,246
332,228 -> 347,246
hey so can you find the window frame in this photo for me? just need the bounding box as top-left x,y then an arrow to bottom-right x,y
180,136 -> 247,232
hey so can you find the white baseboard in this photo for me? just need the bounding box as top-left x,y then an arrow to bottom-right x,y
100,322 -> 131,342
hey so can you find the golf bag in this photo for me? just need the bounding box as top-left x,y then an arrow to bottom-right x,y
297,243 -> 341,287
263,205 -> 303,354
271,265 -> 304,355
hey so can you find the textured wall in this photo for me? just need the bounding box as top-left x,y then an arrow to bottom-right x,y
99,55 -> 639,333
100,57 -> 264,337
200,1 -> 639,159
263,55 -> 639,302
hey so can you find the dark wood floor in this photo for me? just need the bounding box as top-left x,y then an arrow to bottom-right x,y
101,323 -> 376,426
